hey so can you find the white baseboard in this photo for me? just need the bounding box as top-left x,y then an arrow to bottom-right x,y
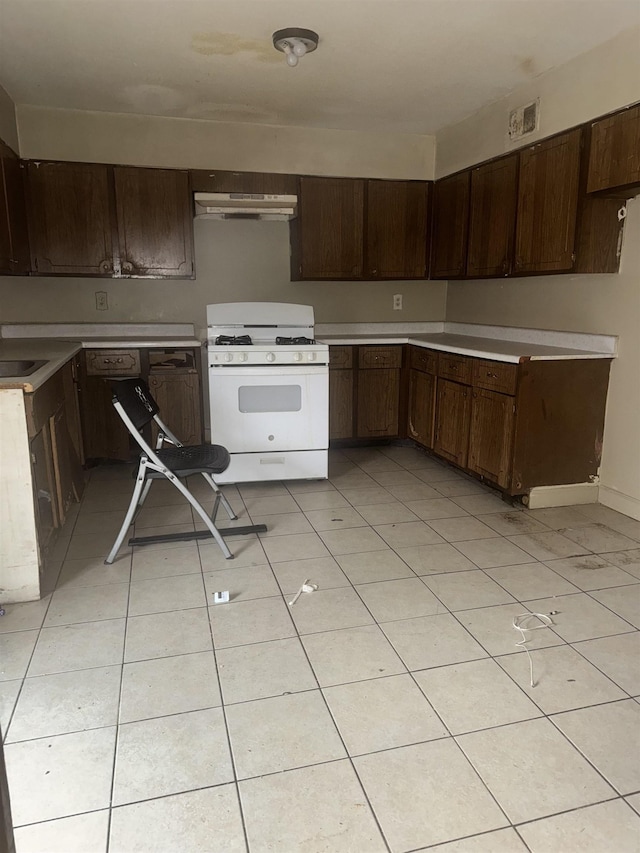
526,483 -> 599,509
598,485 -> 640,521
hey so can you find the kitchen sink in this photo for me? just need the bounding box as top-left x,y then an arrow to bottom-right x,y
0,359 -> 48,377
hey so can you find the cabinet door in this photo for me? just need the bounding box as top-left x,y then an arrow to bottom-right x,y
296,177 -> 364,279
329,370 -> 354,439
366,180 -> 429,278
587,105 -> 640,194
49,404 -> 84,525
0,141 -> 30,274
430,171 -> 470,279
114,167 -> 194,278
467,155 -> 518,278
149,373 -> 203,446
434,379 -> 471,467
357,369 -> 400,438
26,161 -> 115,275
407,369 -> 435,448
468,389 -> 515,488
30,426 -> 58,560
78,373 -> 131,461
514,129 -> 582,273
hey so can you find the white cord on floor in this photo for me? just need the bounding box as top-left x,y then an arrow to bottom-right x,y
512,612 -> 555,688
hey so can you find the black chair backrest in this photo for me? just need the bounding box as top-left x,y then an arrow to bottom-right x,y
111,379 -> 160,431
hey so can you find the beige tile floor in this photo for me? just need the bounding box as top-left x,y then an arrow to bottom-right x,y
2,445 -> 640,852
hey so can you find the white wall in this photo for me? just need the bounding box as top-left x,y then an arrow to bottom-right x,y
17,105 -> 436,180
0,83 -> 19,152
0,220 -> 447,329
0,104 -> 442,327
437,26 -> 640,177
439,26 -> 640,519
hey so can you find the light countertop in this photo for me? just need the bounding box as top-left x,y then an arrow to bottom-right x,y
317,322 -> 617,363
0,323 -> 202,391
0,340 -> 82,391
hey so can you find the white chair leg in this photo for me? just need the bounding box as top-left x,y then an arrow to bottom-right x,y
105,470 -> 147,564
201,473 -> 238,521
169,475 -> 234,560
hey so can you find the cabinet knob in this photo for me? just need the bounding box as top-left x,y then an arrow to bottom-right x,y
99,259 -> 113,273
371,269 -> 377,275
486,371 -> 498,378
122,261 -> 134,274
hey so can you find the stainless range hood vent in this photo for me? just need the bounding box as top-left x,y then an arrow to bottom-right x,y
194,192 -> 297,221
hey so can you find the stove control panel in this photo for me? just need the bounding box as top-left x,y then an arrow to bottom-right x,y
209,346 -> 329,366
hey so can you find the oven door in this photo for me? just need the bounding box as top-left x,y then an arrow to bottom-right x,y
209,365 -> 328,453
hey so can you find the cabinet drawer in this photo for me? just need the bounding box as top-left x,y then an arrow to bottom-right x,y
85,349 -> 141,376
410,347 -> 437,374
438,352 -> 471,384
329,346 -> 353,369
358,346 -> 402,369
472,359 -> 518,395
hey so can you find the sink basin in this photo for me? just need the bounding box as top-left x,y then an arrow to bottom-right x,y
0,359 -> 48,377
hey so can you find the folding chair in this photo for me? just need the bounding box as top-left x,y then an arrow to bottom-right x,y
104,378 -> 266,564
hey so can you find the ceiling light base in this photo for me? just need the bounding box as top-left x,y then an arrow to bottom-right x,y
273,28 -> 319,67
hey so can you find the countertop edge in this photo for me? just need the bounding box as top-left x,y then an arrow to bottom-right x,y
318,335 -> 616,362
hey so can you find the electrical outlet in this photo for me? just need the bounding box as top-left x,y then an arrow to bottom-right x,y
95,291 -> 108,311
393,294 -> 403,311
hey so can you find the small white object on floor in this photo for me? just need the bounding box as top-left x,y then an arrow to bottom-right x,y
213,590 -> 230,604
512,611 -> 554,688
288,579 -> 319,607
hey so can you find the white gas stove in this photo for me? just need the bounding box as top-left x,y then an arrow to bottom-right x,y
206,302 -> 329,483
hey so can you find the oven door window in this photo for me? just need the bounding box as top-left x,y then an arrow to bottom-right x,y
238,384 -> 302,413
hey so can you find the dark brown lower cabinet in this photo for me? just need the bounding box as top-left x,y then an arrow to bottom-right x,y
329,346 -> 354,440
356,346 -> 403,439
468,389 -> 515,488
149,372 -> 203,446
329,369 -> 354,439
78,349 -> 203,461
407,368 -> 436,448
434,379 -> 471,467
357,368 -> 400,438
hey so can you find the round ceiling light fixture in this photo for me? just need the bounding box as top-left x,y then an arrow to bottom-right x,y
272,28 -> 319,67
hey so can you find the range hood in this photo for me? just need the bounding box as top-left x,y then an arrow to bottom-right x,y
194,192 -> 297,221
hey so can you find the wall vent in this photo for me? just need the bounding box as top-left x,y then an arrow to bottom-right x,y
509,99 -> 539,141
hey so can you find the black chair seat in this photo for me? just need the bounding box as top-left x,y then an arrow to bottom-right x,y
151,444 -> 231,477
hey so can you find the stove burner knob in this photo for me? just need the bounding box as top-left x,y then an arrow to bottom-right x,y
239,352 -> 248,362
224,352 -> 233,362
306,352 -> 316,361
294,352 -> 302,362
266,352 -> 276,362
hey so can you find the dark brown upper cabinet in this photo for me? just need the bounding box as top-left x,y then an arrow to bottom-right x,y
467,155 -> 518,278
366,180 -> 429,279
0,140 -> 30,275
514,128 -> 582,274
293,177 -> 364,280
26,161 -> 115,276
430,171 -> 470,279
587,104 -> 640,197
114,167 -> 194,278
25,162 -> 194,279
190,169 -> 297,195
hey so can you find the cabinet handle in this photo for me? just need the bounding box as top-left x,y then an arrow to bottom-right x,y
486,371 -> 498,378
501,257 -> 509,274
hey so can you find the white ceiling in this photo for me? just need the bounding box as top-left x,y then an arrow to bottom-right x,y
1,0 -> 638,135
